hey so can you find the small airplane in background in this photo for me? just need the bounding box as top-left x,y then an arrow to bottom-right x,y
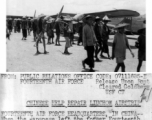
7,5 -> 144,35
49,6 -> 144,35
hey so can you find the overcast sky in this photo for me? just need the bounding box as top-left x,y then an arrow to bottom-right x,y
6,0 -> 146,16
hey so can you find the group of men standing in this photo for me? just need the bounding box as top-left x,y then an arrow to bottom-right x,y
82,15 -> 146,72
82,15 -> 112,72
6,14 -> 146,72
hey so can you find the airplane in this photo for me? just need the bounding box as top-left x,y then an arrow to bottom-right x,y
49,7 -> 142,35
7,6 -> 143,35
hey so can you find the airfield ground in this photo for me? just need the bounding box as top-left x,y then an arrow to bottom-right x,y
7,32 -> 145,72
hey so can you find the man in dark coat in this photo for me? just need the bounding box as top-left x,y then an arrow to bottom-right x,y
55,22 -> 61,45
7,18 -> 13,35
21,16 -> 27,40
101,15 -> 111,59
94,16 -> 103,61
32,18 -> 38,41
77,22 -> 83,45
16,19 -> 21,33
27,18 -> 32,35
136,20 -> 146,72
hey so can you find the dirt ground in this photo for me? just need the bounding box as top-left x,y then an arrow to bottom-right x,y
7,31 -> 145,72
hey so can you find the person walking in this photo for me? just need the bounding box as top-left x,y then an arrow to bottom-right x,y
27,17 -> 32,35
94,16 -> 103,61
112,23 -> 134,72
55,22 -> 61,45
21,16 -> 27,40
63,19 -> 71,54
136,20 -> 146,72
82,15 -> 97,72
35,14 -> 49,55
77,21 -> 83,45
100,15 -> 111,59
46,18 -> 54,44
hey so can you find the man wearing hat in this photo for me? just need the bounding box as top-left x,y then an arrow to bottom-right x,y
27,17 -> 32,35
13,19 -> 17,33
82,15 -> 97,72
21,16 -> 28,40
46,18 -> 54,44
55,22 -> 61,46
16,18 -> 21,33
94,16 -> 103,61
77,21 -> 83,45
31,18 -> 37,42
101,15 -> 111,59
136,20 -> 146,72
35,14 -> 49,55
7,18 -> 13,35
63,18 -> 72,54
112,23 -> 134,72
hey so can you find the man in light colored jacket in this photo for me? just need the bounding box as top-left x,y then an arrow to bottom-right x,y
82,15 -> 97,72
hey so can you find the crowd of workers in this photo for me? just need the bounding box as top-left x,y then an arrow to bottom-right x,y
6,14 -> 146,72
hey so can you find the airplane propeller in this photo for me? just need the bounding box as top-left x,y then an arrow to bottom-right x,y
53,5 -> 64,29
34,10 -> 36,18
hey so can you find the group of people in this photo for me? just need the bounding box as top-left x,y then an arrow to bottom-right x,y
6,14 -> 146,72
82,15 -> 146,72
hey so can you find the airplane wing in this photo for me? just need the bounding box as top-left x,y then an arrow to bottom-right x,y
51,13 -> 76,18
51,9 -> 139,19
85,9 -> 140,18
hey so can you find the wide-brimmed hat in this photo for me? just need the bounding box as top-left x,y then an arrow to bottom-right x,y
28,17 -> 31,20
22,16 -> 26,19
46,17 -> 54,23
95,16 -> 101,20
114,23 -> 129,29
38,14 -> 46,18
44,15 -> 52,21
85,15 -> 93,20
63,18 -> 72,21
79,20 -> 83,23
63,15 -> 73,21
102,15 -> 111,22
95,16 -> 101,22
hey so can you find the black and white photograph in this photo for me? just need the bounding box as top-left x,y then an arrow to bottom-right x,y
6,0 -> 146,72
